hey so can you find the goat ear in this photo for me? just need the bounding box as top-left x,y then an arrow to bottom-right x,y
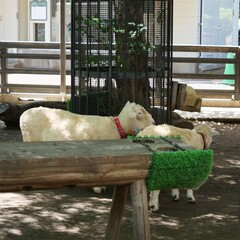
213,129 -> 220,136
136,111 -> 142,120
204,135 -> 212,149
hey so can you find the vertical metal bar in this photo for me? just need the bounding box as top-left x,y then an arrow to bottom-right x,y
71,0 -> 76,112
146,0 -> 151,110
167,0 -> 173,124
60,0 -> 66,99
160,0 -> 165,124
78,0 -> 83,114
170,0 -> 174,121
97,0 -> 101,115
108,0 -> 113,115
86,0 -> 90,114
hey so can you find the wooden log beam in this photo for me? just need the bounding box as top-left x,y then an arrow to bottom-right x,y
130,180 -> 151,240
0,138 -> 189,239
105,185 -> 129,240
0,139 -> 152,192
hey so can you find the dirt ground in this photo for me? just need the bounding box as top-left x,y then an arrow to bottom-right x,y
0,119 -> 239,240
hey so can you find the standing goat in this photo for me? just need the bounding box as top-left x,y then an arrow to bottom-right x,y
137,123 -> 219,212
20,101 -> 155,193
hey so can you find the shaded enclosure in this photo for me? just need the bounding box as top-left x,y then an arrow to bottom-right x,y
71,0 -> 173,124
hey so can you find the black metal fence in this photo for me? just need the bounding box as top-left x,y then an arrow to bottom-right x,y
71,0 -> 173,124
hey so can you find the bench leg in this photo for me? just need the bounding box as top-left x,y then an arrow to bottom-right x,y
130,180 -> 151,240
105,184 -> 129,240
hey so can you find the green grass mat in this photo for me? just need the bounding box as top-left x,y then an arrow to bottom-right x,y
146,149 -> 213,191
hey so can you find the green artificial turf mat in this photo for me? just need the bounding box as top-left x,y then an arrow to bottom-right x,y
146,149 -> 213,191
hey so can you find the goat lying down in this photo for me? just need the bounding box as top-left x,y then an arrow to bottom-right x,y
137,123 -> 219,212
20,101 -> 155,193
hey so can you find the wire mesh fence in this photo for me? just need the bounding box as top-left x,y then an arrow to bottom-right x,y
71,0 -> 173,124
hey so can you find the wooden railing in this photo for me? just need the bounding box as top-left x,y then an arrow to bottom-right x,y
172,45 -> 240,100
1,41 -> 240,100
0,41 -> 71,95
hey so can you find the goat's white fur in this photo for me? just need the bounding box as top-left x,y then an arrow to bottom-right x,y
20,101 -> 155,194
137,123 -> 219,212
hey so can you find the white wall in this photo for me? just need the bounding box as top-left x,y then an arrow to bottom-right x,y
0,0 -> 18,41
18,0 -> 29,41
173,0 -> 201,45
173,0 -> 201,74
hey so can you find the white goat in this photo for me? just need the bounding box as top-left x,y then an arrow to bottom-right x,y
20,101 -> 155,193
137,123 -> 218,212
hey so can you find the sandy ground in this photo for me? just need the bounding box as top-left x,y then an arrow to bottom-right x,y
0,119 -> 240,240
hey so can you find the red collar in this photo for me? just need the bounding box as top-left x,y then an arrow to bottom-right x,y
114,117 -> 126,139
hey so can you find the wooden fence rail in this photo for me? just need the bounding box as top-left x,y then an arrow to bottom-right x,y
1,41 -> 240,101
0,41 -> 71,95
172,45 -> 240,100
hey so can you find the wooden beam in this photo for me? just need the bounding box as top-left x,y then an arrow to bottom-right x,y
130,180 -> 151,240
105,185 -> 129,239
0,140 -> 152,191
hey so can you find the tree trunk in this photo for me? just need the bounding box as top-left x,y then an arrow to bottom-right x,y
115,0 -> 150,109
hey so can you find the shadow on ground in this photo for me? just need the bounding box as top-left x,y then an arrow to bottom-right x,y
0,120 -> 239,239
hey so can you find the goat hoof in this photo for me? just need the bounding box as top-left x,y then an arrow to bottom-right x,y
149,205 -> 159,213
93,187 -> 106,194
188,198 -> 196,204
172,196 -> 179,202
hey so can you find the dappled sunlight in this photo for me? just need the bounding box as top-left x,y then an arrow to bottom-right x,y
62,197 -> 112,215
6,229 -> 22,236
225,159 -> 240,168
150,214 -> 182,229
148,209 -> 240,240
0,119 -> 240,239
212,174 -> 238,185
193,213 -> 239,224
0,193 -> 33,208
37,210 -> 70,222
0,188 -> 112,239
51,223 -> 81,234
207,196 -> 222,201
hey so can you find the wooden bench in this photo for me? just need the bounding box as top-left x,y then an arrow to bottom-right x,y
0,138 -> 171,239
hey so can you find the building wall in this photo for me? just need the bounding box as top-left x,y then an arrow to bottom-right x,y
173,0 -> 201,74
0,0 -> 18,41
173,0 -> 201,45
18,0 -> 29,41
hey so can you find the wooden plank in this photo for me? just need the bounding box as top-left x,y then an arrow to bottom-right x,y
0,140 -> 152,191
0,138 -> 189,191
173,57 -> 235,64
171,81 -> 179,110
176,83 -> 187,110
105,185 -> 129,240
172,44 -> 238,53
130,180 -> 151,240
173,73 -> 235,80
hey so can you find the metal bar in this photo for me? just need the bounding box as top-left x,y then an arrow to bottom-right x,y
60,0 -> 67,98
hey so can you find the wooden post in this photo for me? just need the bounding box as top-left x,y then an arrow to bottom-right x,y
0,46 -> 7,93
130,180 -> 151,240
234,49 -> 240,100
105,185 -> 129,240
